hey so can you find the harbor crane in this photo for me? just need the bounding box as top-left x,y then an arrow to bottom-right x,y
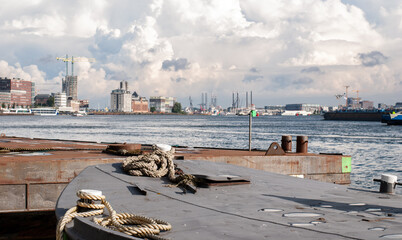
56,55 -> 96,77
352,89 -> 361,100
189,96 -> 193,111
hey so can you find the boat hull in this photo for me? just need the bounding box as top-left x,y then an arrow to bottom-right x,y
323,111 -> 384,121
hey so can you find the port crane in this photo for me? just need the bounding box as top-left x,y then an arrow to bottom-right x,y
56,55 -> 96,76
352,89 -> 361,100
188,96 -> 193,111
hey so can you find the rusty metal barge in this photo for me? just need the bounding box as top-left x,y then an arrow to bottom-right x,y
56,159 -> 402,240
0,135 -> 351,239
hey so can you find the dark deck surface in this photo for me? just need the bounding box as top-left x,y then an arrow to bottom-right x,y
56,160 -> 402,240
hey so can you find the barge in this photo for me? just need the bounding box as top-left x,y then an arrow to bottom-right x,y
323,111 -> 385,121
56,159 -> 402,240
0,135 -> 351,239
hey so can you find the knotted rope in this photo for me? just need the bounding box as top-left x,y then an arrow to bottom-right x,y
56,190 -> 171,240
122,145 -> 197,189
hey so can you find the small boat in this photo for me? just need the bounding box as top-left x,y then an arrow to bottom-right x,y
381,111 -> 402,125
72,111 -> 87,117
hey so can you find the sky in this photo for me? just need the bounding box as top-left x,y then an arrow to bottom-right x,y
0,0 -> 401,109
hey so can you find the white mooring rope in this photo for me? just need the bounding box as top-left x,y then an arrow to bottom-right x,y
56,189 -> 171,240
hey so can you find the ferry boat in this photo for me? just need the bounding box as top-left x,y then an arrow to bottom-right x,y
381,111 -> 402,125
31,108 -> 59,116
1,108 -> 32,114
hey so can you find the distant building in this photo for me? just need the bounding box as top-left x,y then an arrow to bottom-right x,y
69,100 -> 80,112
346,97 -> 361,109
35,94 -> 51,106
264,105 -> 285,111
359,101 -> 373,110
131,91 -> 148,113
54,92 -> 67,108
395,102 -> 402,109
285,104 -> 321,113
0,77 -> 34,107
378,103 -> 389,109
79,100 -> 89,110
62,76 -> 78,100
0,92 -> 11,107
110,81 -> 131,112
149,96 -> 176,113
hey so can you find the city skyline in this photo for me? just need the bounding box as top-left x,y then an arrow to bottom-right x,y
0,1 -> 401,108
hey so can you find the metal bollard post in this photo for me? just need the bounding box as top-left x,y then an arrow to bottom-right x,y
373,174 -> 401,194
281,135 -> 292,152
296,136 -> 308,153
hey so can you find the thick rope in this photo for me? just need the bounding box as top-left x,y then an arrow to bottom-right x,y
56,190 -> 171,240
122,145 -> 197,188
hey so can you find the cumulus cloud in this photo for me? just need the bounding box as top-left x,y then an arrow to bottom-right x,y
358,51 -> 388,67
162,58 -> 190,71
0,0 -> 401,107
249,67 -> 259,73
171,77 -> 187,83
301,67 -> 323,74
243,74 -> 263,83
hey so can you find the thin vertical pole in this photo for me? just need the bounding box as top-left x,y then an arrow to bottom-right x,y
249,112 -> 252,151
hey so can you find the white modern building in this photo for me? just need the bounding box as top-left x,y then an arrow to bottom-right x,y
149,96 -> 176,113
54,92 -> 67,108
281,103 -> 321,116
110,81 -> 132,112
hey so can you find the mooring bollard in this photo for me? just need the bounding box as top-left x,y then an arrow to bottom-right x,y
296,136 -> 308,153
281,135 -> 292,152
373,174 -> 402,194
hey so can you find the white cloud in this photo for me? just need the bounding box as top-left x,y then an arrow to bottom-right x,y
0,0 -> 400,107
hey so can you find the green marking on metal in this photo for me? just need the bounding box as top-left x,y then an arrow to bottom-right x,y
342,157 -> 352,173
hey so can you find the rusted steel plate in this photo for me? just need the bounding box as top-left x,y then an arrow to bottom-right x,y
0,136 -> 109,150
305,173 -> 351,184
29,183 -> 68,210
0,185 -> 25,211
184,155 -> 345,174
0,152 -> 125,184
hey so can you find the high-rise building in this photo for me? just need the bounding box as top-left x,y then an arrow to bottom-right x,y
0,77 -> 34,107
110,81 -> 132,112
62,76 -> 78,100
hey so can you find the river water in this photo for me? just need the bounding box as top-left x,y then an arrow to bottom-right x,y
1,114 -> 401,193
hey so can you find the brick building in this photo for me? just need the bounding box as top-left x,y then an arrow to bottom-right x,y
0,77 -> 35,107
131,91 -> 148,113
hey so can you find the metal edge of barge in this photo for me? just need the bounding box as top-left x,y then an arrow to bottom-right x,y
56,160 -> 402,240
0,135 -> 352,239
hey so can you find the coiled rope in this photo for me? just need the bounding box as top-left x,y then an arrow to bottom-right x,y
122,145 -> 197,189
56,190 -> 171,240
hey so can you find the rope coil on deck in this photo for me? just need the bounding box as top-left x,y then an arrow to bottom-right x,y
122,145 -> 197,189
56,190 -> 172,240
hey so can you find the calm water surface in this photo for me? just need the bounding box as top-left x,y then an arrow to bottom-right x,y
1,114 -> 401,193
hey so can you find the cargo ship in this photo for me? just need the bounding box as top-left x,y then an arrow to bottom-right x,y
323,110 -> 388,121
